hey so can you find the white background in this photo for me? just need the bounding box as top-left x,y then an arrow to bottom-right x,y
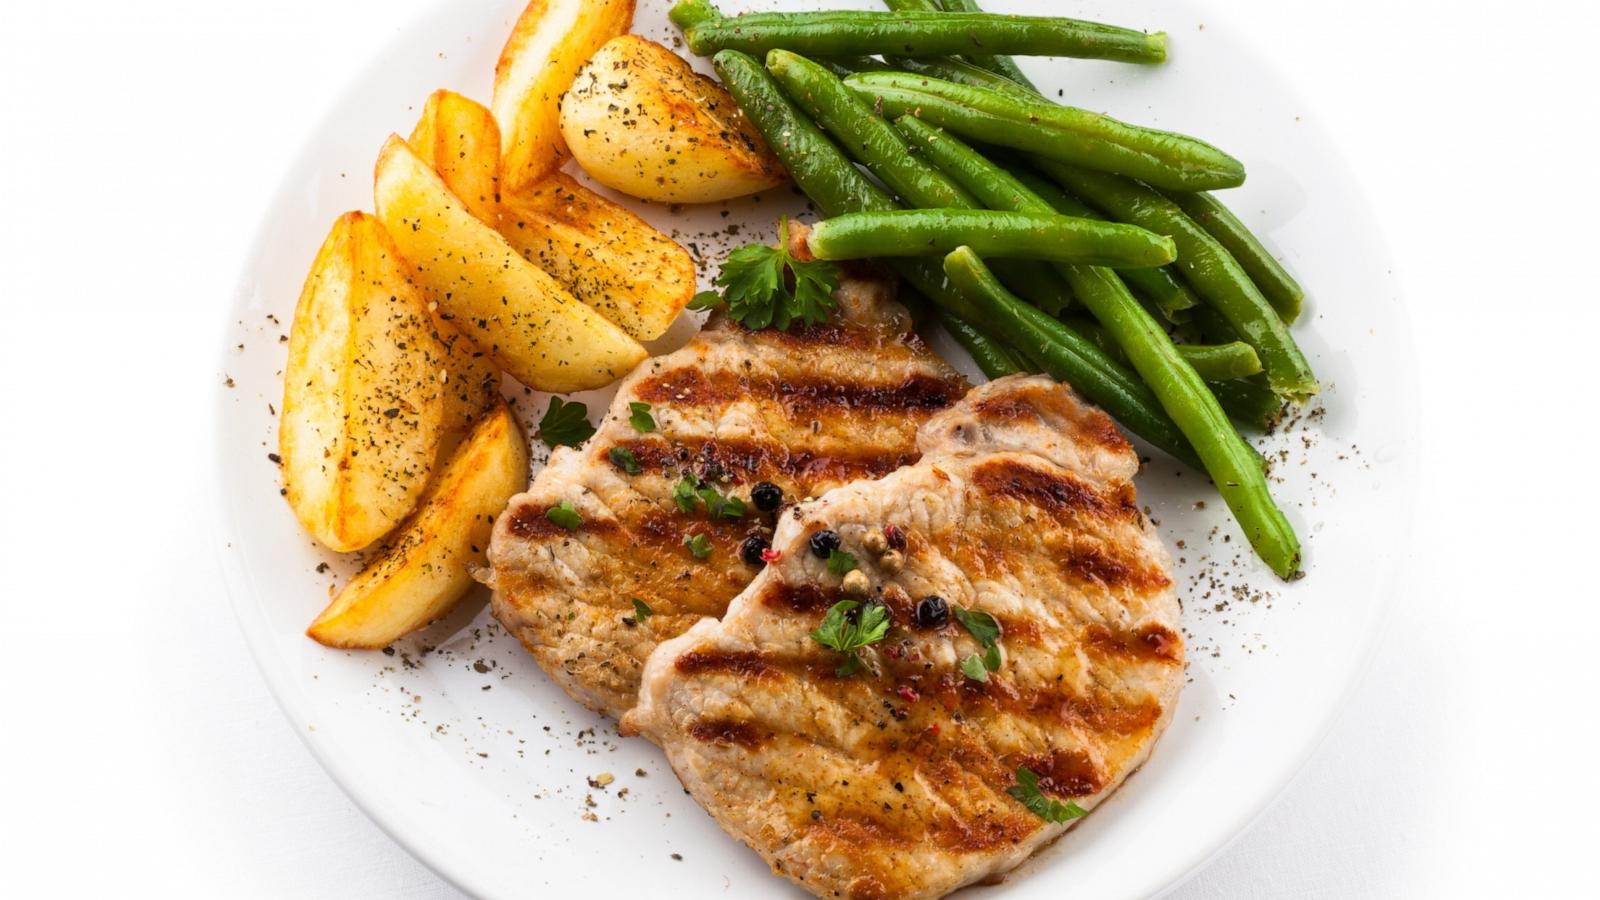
1,0 -> 1595,897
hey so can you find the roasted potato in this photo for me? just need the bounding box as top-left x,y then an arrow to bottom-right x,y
500,173 -> 694,340
374,135 -> 646,392
280,212 -> 447,553
559,35 -> 786,203
409,89 -> 501,225
306,404 -> 528,648
493,0 -> 635,193
431,316 -> 502,434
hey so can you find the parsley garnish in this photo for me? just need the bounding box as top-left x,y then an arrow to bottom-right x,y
609,446 -> 642,475
631,598 -> 653,622
687,290 -> 722,311
1007,767 -> 1087,823
826,549 -> 858,576
671,473 -> 700,514
683,532 -> 713,559
704,219 -> 840,331
959,655 -> 990,682
672,473 -> 746,520
538,397 -> 595,448
545,500 -> 582,531
696,483 -> 747,520
628,401 -> 656,433
954,608 -> 1003,679
809,600 -> 890,677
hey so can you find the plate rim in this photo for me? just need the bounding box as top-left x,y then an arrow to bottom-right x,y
211,1 -> 1424,897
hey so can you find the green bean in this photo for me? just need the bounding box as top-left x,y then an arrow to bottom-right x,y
1166,190 -> 1304,324
674,5 -> 1168,65
1035,159 -> 1318,400
808,209 -> 1175,268
937,0 -> 1040,91
848,72 -> 1244,191
814,56 -> 894,78
1004,164 -> 1198,321
668,0 -> 719,30
1175,342 -> 1263,381
989,259 -> 1072,314
1062,315 -> 1124,363
712,51 -> 897,218
887,56 -> 1036,98
937,310 -> 1029,379
766,50 -> 977,210
1190,303 -> 1239,344
881,0 -> 941,11
941,251 -> 1199,466
1208,378 -> 1281,432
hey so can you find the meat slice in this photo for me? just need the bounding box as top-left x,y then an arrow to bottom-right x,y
485,263 -> 968,719
623,375 -> 1183,900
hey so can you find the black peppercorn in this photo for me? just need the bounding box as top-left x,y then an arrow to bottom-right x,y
808,529 -> 841,558
913,595 -> 949,629
751,481 -> 783,512
740,535 -> 771,565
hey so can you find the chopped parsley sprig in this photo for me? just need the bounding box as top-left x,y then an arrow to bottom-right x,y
954,607 -> 1003,682
1008,767 -> 1087,823
695,219 -> 841,331
537,396 -> 596,448
672,472 -> 746,520
810,600 -> 890,677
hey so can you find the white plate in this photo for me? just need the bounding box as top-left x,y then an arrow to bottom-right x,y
214,1 -> 1419,896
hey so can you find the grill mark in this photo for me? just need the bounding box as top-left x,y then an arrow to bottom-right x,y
689,718 -> 765,749
504,503 -> 619,539
1084,623 -> 1182,664
763,581 -> 838,613
608,437 -> 915,489
674,649 -> 777,679
972,385 -> 1130,452
971,458 -> 1136,522
1011,747 -> 1106,797
632,368 -> 962,416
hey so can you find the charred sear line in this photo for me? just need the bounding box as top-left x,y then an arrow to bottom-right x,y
972,459 -> 1136,521
673,649 -> 777,679
689,718 -> 765,749
1083,622 -> 1182,663
1010,747 -> 1107,797
606,436 -> 915,487
632,368 -> 962,415
505,503 -> 615,539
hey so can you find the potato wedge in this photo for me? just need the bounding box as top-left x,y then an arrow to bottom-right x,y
409,89 -> 502,225
500,173 -> 694,340
493,0 -> 635,193
306,404 -> 528,648
374,135 -> 646,392
559,35 -> 786,203
431,315 -> 502,434
280,212 -> 447,553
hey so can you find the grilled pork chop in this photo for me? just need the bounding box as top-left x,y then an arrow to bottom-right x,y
624,375 -> 1184,900
485,260 -> 968,719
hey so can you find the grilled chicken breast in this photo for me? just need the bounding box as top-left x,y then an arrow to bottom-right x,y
624,375 -> 1184,900
485,260 -> 968,719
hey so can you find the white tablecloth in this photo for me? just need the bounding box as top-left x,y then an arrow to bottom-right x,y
1,0 -> 1594,895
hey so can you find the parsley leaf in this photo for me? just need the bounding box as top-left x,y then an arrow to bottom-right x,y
687,290 -> 722,311
809,600 -> 891,676
1007,767 -> 1087,824
826,549 -> 858,576
954,607 -> 1004,679
545,500 -> 582,531
696,483 -> 747,520
631,598 -> 653,622
628,401 -> 656,433
954,608 -> 1002,647
671,474 -> 700,514
683,532 -> 713,559
959,655 -> 990,682
538,397 -> 596,448
708,219 -> 840,332
609,446 -> 642,476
